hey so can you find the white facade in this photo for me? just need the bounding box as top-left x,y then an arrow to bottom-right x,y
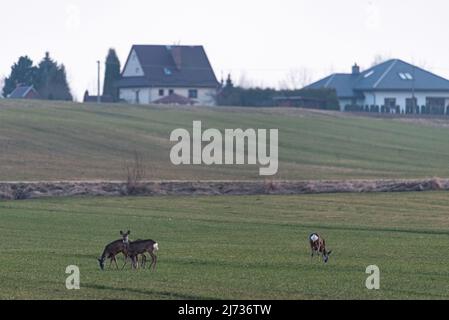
119,48 -> 217,106
122,50 -> 144,77
350,91 -> 449,113
119,87 -> 217,106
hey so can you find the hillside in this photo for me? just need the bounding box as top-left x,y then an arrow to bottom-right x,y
2,99 -> 449,181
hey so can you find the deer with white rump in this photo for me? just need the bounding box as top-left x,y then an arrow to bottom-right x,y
126,239 -> 159,271
309,233 -> 332,263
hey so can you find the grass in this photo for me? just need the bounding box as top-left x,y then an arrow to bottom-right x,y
1,192 -> 449,300
2,100 -> 449,181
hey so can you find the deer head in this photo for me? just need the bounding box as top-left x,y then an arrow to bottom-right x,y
323,250 -> 333,263
98,257 -> 105,270
120,230 -> 131,244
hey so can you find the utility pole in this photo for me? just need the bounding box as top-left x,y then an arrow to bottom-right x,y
97,60 -> 101,104
412,65 -> 416,114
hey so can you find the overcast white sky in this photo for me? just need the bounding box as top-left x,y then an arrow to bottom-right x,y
1,0 -> 449,100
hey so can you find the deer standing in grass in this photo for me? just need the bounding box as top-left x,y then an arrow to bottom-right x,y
98,231 -> 130,271
127,239 -> 159,271
309,233 -> 332,263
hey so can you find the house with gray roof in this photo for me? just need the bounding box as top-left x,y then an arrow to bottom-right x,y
305,59 -> 449,114
7,85 -> 40,100
116,45 -> 219,106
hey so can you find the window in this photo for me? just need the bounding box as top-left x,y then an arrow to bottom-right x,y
159,89 -> 164,96
364,70 -> 374,78
384,98 -> 396,108
426,97 -> 445,114
135,90 -> 140,104
169,89 -> 175,95
406,98 -> 417,114
164,68 -> 172,76
136,67 -> 140,74
188,89 -> 198,99
399,72 -> 413,80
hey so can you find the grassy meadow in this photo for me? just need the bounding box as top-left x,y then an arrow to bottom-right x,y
1,192 -> 449,300
2,100 -> 449,181
2,100 -> 449,300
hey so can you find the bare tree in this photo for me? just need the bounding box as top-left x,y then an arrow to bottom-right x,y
279,67 -> 313,90
371,54 -> 391,67
123,150 -> 147,195
237,71 -> 251,88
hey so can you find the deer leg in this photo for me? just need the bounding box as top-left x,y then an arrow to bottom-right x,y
132,256 -> 138,270
149,252 -> 157,271
141,254 -> 147,269
121,256 -> 129,270
113,256 -> 120,270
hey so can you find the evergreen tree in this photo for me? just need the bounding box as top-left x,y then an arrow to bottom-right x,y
35,52 -> 73,101
225,74 -> 234,88
103,48 -> 121,101
2,56 -> 37,97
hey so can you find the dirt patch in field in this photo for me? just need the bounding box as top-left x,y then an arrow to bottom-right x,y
0,178 -> 448,200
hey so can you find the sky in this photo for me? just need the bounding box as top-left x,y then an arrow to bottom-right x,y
1,0 -> 449,100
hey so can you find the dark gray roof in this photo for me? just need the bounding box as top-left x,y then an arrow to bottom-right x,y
305,73 -> 361,98
306,59 -> 449,98
8,86 -> 37,99
116,45 -> 219,88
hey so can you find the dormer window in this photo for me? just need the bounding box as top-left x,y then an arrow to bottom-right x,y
364,70 -> 374,78
399,72 -> 413,80
164,67 -> 172,76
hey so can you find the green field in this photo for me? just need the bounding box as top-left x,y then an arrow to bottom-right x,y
2,192 -> 449,300
2,100 -> 449,181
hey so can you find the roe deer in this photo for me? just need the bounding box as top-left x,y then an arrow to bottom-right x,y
309,233 -> 332,263
127,239 -> 159,271
98,231 -> 130,271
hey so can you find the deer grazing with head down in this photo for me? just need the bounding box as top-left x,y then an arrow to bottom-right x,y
309,233 -> 332,263
98,231 -> 130,271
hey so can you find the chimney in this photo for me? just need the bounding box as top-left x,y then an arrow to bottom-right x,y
352,63 -> 360,75
171,46 -> 182,70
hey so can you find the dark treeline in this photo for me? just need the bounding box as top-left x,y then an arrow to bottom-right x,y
2,52 -> 72,101
217,75 -> 339,110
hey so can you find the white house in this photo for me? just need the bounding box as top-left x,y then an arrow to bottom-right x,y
116,45 -> 219,106
305,59 -> 449,114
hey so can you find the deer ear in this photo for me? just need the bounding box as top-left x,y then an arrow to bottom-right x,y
127,230 -> 131,235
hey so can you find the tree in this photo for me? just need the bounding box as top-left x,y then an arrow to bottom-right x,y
103,48 -> 121,101
35,52 -> 73,101
225,74 -> 234,88
2,56 -> 37,97
279,67 -> 313,90
371,54 -> 391,67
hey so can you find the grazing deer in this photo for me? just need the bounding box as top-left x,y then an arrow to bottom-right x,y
98,231 -> 131,271
127,239 -> 159,271
309,233 -> 332,263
